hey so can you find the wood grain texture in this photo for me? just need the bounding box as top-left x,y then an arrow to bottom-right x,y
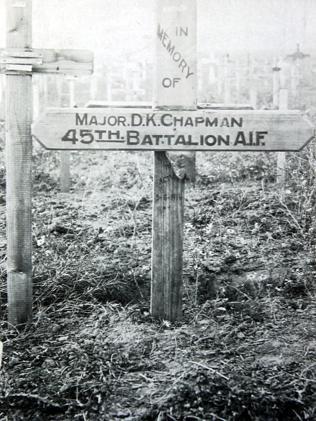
154,0 -> 196,181
6,0 -> 33,325
32,108 -> 315,152
0,49 -> 94,75
151,152 -> 184,320
60,151 -> 70,192
151,0 -> 197,321
32,49 -> 93,75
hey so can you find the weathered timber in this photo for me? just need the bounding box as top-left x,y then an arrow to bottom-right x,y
32,108 -> 315,152
0,48 -> 93,75
151,151 -> 184,320
6,0 -> 33,325
151,0 -> 197,321
2,1 -> 94,326
59,78 -> 74,192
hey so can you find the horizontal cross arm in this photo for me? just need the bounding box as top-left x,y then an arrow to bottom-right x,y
32,107 -> 315,152
85,101 -> 255,110
0,48 -> 94,75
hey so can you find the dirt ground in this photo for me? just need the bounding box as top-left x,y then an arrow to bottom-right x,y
0,137 -> 315,420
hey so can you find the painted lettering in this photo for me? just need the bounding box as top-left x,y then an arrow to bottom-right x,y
174,135 -> 187,145
165,135 -> 174,145
187,135 -> 198,145
220,117 -> 230,127
256,131 -> 268,145
157,24 -> 194,79
218,135 -> 230,146
161,114 -> 172,126
117,116 -> 126,126
141,135 -> 153,146
166,40 -> 175,56
178,59 -> 187,73
176,26 -> 188,36
204,135 -> 217,146
108,130 -> 120,140
146,114 -> 157,126
126,130 -> 140,145
89,116 -> 98,125
186,68 -> 195,79
234,131 -> 247,146
231,117 -> 243,127
184,117 -> 194,127
152,134 -> 163,145
205,117 -> 218,127
95,130 -> 107,141
75,113 -> 87,125
162,32 -> 168,48
157,24 -> 164,40
131,113 -> 143,126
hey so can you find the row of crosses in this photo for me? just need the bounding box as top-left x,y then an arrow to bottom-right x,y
0,0 -> 314,326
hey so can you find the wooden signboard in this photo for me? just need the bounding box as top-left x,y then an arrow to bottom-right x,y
33,108 -> 315,152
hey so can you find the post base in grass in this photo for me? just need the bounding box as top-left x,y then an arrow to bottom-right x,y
7,271 -> 32,326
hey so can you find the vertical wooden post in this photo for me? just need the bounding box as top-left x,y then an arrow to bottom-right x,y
60,78 -> 73,192
277,88 -> 288,185
235,58 -> 241,104
6,0 -> 33,325
248,54 -> 257,109
152,152 -> 184,320
60,153 -> 70,194
151,0 -> 197,321
272,63 -> 280,109
32,79 -> 40,120
90,73 -> 98,101
290,62 -> 298,101
224,54 -> 231,104
106,70 -> 112,101
42,75 -> 48,108
249,86 -> 257,109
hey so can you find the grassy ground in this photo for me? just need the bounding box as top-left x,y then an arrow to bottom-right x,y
0,135 -> 315,420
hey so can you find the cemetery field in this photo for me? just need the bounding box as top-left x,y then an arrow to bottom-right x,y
0,138 -> 315,420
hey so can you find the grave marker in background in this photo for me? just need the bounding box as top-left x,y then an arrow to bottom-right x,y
277,88 -> 289,186
57,78 -> 67,192
272,62 -> 281,109
3,0 -> 316,325
33,1 -> 314,323
273,61 -> 286,186
59,77 -> 76,193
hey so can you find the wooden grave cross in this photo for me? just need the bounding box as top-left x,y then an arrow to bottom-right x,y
4,0 -> 316,325
0,0 -> 93,325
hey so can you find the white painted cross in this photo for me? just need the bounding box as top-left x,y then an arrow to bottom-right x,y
0,0 -> 93,325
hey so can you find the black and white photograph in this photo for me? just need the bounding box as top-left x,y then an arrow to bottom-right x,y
0,0 -> 315,419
